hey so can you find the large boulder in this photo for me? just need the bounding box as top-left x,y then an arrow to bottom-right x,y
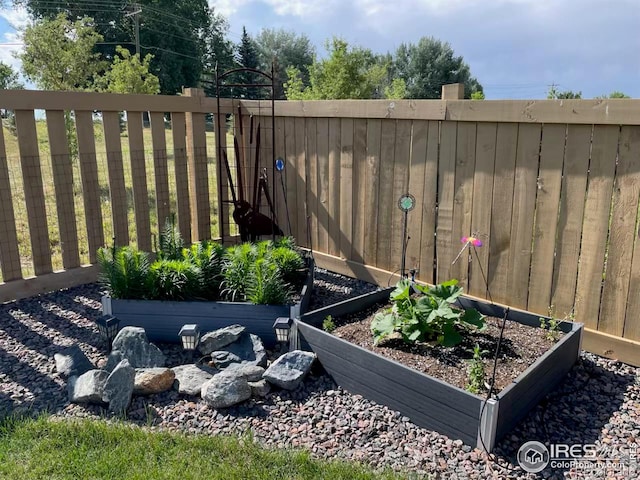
55,345 -> 94,378
208,351 -> 241,369
201,372 -> 251,408
172,364 -> 217,396
110,327 -> 165,369
222,364 -> 265,382
248,379 -> 271,398
133,368 -> 175,395
263,350 -> 315,390
68,369 -> 109,403
222,333 -> 267,368
102,359 -> 135,413
198,325 -> 246,355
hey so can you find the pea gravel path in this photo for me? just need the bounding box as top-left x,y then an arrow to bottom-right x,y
0,268 -> 638,479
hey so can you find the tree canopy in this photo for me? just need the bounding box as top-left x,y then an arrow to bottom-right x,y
100,46 -> 160,95
19,13 -> 106,91
547,86 -> 582,99
0,62 -> 24,90
392,37 -> 482,99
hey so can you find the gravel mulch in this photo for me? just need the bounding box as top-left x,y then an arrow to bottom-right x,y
0,267 -> 638,480
333,304 -> 561,392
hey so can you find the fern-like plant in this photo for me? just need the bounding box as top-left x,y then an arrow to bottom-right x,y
157,215 -> 184,260
267,246 -> 305,284
246,258 -> 292,305
97,246 -> 152,299
149,259 -> 201,300
183,240 -> 225,299
221,243 -> 258,301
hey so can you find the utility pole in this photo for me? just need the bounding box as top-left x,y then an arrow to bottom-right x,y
125,3 -> 142,58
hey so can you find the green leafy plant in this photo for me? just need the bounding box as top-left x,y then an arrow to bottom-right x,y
246,258 -> 292,305
97,246 -> 152,299
466,344 -> 489,394
149,259 -> 201,300
182,240 -> 225,300
267,246 -> 305,284
539,306 -> 568,342
371,279 -> 485,347
221,243 -> 258,301
157,215 -> 184,261
322,315 -> 336,333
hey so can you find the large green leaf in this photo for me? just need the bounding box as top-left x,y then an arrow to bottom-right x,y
461,308 -> 486,329
371,312 -> 397,345
439,323 -> 463,347
429,278 -> 462,303
390,279 -> 411,301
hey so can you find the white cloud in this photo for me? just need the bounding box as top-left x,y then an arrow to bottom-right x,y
0,7 -> 30,81
0,6 -> 30,30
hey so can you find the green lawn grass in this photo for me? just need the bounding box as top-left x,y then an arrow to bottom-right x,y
0,416 -> 407,480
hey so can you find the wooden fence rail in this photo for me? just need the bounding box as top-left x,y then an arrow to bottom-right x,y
0,87 -> 639,365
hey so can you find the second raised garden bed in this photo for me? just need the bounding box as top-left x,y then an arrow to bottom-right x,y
295,287 -> 582,451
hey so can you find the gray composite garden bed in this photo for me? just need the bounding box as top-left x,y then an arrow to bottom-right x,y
295,287 -> 583,451
102,260 -> 315,347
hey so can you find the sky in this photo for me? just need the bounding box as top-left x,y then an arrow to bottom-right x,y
1,0 -> 639,99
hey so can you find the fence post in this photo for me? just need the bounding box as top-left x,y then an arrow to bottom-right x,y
441,83 -> 465,100
184,87 -> 211,241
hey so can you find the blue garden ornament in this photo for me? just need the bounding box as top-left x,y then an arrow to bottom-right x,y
275,157 -> 285,171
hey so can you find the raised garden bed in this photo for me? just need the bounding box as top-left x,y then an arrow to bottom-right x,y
102,258 -> 314,347
295,287 -> 583,451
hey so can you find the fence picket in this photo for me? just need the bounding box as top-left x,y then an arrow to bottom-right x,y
102,111 -> 129,246
0,123 -> 21,280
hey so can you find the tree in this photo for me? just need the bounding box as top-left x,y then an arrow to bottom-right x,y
284,38 -> 388,100
100,46 -> 160,95
471,91 -> 485,100
15,0 -> 212,95
254,28 -> 315,99
595,91 -> 630,99
392,37 -> 483,99
0,62 -> 24,90
202,10 -> 234,84
234,26 -> 263,99
19,13 -> 106,91
547,86 -> 581,99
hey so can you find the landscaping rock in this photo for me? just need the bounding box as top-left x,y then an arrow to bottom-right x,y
133,368 -> 175,395
110,327 -> 165,368
223,364 -> 265,382
201,372 -> 251,408
209,351 -> 241,368
68,369 -> 109,403
172,364 -> 217,396
248,379 -> 271,397
263,350 -> 315,390
104,350 -> 125,372
55,345 -> 94,378
102,359 -> 135,413
224,332 -> 267,368
198,325 -> 246,355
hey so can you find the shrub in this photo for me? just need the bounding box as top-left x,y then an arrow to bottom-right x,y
267,246 -> 305,284
157,215 -> 184,261
149,259 -> 201,300
97,246 -> 151,299
221,243 -> 258,301
182,240 -> 225,300
371,279 -> 485,347
246,258 -> 292,305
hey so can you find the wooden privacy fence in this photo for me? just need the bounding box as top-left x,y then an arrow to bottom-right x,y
244,97 -> 640,366
0,87 -> 639,365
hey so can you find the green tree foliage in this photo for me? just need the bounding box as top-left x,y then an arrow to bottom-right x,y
285,37 -> 388,100
254,28 -> 315,99
234,26 -> 263,99
0,62 -> 24,89
202,10 -> 234,77
15,0 -> 211,95
470,91 -> 485,100
547,85 -> 582,99
19,13 -> 106,91
392,37 -> 483,99
100,46 -> 160,95
595,91 -> 630,99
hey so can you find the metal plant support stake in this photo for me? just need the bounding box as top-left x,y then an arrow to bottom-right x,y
398,193 -> 416,279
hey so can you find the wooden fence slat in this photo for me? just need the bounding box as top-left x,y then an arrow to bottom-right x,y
75,110 -> 104,262
450,122 -> 477,288
598,126 -> 640,337
551,125 -> 592,316
15,109 -> 52,275
376,119 -> 397,272
574,125 -> 618,329
364,119 -> 381,266
506,123 -> 541,309
0,123 -> 22,280
215,113 -> 229,241
294,117 -> 307,247
351,119 -> 367,263
406,120 -> 427,276
273,117 -> 289,235
468,122 -> 497,298
624,215 -> 640,341
283,117 -> 298,238
487,123 -> 518,304
316,118 -> 329,254
339,118 -> 353,259
126,112 -> 152,251
150,111 -> 171,229
417,121 -> 439,284
102,111 -> 129,246
46,110 -> 80,269
185,92 -> 210,242
389,119 -> 411,273
170,112 -> 191,244
527,124 -> 566,314
328,118 -> 341,257
306,118 -> 319,251
436,121 -> 457,282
